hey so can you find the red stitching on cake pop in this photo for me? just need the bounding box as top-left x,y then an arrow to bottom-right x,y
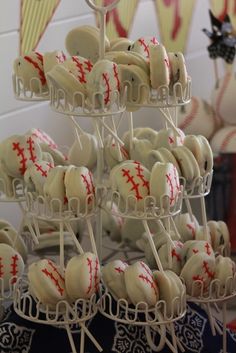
55,52 -> 66,64
84,60 -> 93,72
32,129 -> 58,150
102,73 -> 111,105
135,162 -> 150,193
179,97 -> 199,131
220,128 -> 236,151
172,248 -> 181,262
0,257 -> 3,277
72,57 -> 87,84
10,255 -> 19,284
34,163 -> 49,177
12,142 -> 27,175
173,167 -> 180,191
42,260 -> 65,296
166,173 -> 175,205
113,63 -> 120,92
203,261 -> 215,279
94,257 -> 99,292
47,260 -> 65,282
186,223 -> 196,238
41,268 -> 64,296
151,37 -> 158,45
121,168 -> 142,200
192,248 -> 199,254
81,172 -> 94,204
24,54 -> 46,85
138,38 -> 150,59
35,52 -> 44,65
168,136 -> 174,144
139,262 -> 158,296
115,266 -> 125,273
205,242 -> 212,256
27,137 -> 37,163
86,257 -> 93,294
140,261 -> 153,278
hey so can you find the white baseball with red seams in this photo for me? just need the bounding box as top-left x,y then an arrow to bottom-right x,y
149,43 -> 170,89
43,166 -> 68,210
180,252 -> 215,296
211,72 -> 236,125
154,128 -> 185,151
150,162 -> 180,208
181,240 -> 215,266
174,212 -> 200,242
158,240 -> 183,275
210,125 -> 236,153
207,220 -> 230,253
65,252 -> 100,301
43,50 -> 67,74
214,255 -> 236,295
68,133 -> 98,170
13,51 -> 48,93
24,160 -> 54,195
0,135 -> 42,178
178,97 -> 219,139
153,270 -> 184,315
124,261 -> 159,307
130,36 -> 159,60
63,55 -> 93,84
0,243 -> 24,291
102,260 -> 129,300
110,160 -> 150,211
28,259 -> 66,308
64,165 -> 95,212
87,59 -> 121,108
26,128 -> 67,166
104,135 -> 129,169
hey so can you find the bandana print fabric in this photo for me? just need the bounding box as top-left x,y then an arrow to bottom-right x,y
0,300 -> 235,353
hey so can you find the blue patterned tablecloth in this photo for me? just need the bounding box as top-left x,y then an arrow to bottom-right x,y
0,300 -> 236,353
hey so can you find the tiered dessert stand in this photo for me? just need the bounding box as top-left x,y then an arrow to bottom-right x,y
10,0 -> 236,353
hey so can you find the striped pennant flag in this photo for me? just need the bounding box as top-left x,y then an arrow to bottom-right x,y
155,0 -> 196,53
210,0 -> 236,27
95,0 -> 138,40
20,0 -> 61,55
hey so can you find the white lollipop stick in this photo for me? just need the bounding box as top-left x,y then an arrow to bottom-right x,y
99,119 -> 124,146
80,326 -> 85,353
79,322 -> 103,352
64,221 -> 84,254
94,120 -> 104,148
59,221 -> 65,273
169,217 -> 181,240
143,220 -> 164,272
200,195 -> 209,241
86,218 -> 98,258
64,322 -> 77,353
111,117 -> 123,161
85,0 -> 120,59
184,194 -> 194,222
128,111 -> 134,151
159,108 -> 181,135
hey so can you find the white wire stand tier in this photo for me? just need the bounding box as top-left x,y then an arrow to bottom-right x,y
181,171 -> 213,199
48,84 -> 126,118
105,190 -> 183,221
12,75 -> 50,101
14,277 -> 103,353
0,177 -> 25,202
99,286 -> 186,353
186,274 -> 236,353
124,79 -> 191,110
